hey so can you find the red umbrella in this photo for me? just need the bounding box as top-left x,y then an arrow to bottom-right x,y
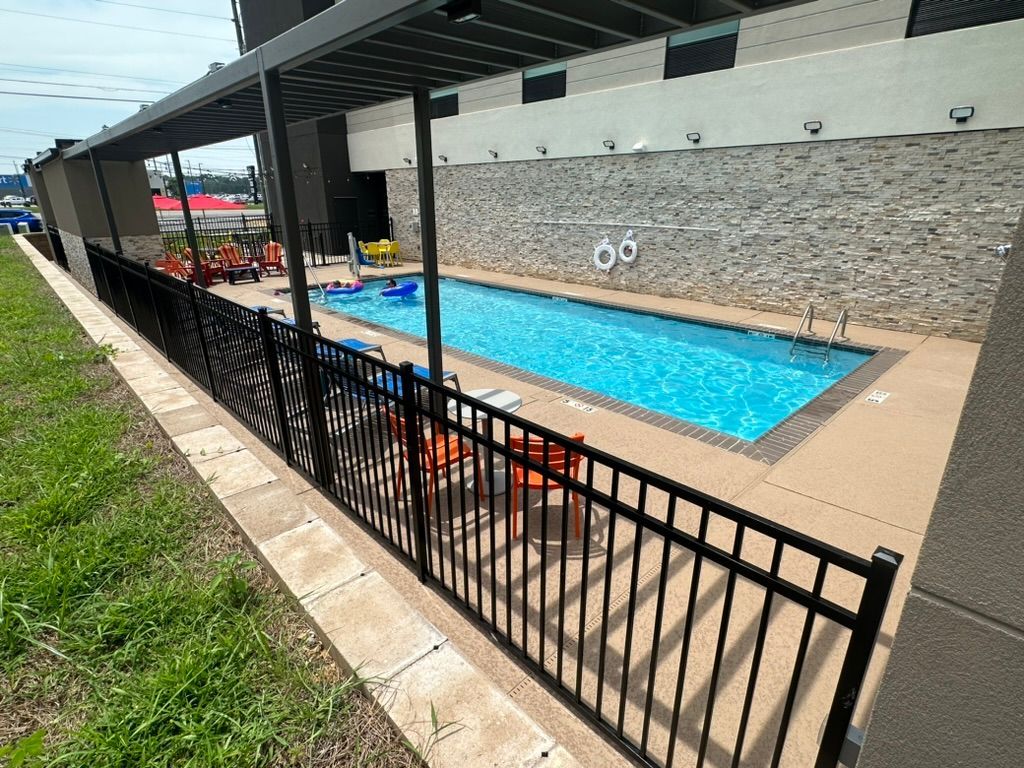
186,194 -> 245,210
151,194 -> 182,210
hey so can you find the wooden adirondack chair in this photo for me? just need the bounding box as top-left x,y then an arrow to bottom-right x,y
261,241 -> 287,275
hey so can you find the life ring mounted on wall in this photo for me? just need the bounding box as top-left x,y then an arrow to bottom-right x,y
619,229 -> 638,264
594,237 -> 616,272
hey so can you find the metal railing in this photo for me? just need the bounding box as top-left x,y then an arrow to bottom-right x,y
85,240 -> 902,768
159,215 -> 361,268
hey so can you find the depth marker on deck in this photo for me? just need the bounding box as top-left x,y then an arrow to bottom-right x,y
561,398 -> 597,414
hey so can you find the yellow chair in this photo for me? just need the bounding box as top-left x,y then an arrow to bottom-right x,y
365,242 -> 380,264
377,239 -> 392,267
388,240 -> 402,266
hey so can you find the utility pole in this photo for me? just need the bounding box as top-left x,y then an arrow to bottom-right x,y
197,162 -> 205,193
231,0 -> 269,213
12,161 -> 25,196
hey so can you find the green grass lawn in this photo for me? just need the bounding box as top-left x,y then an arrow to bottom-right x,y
0,239 -> 416,767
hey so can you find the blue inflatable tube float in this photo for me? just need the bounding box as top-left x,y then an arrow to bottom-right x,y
380,281 -> 418,298
324,281 -> 364,296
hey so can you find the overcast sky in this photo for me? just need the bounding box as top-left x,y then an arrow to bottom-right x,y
1,0 -> 257,180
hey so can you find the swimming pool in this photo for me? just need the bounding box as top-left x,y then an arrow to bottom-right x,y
312,277 -> 871,441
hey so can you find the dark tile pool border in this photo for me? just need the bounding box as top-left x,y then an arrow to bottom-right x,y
274,275 -> 906,465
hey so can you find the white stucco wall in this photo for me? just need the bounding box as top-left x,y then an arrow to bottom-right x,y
345,19 -> 1024,171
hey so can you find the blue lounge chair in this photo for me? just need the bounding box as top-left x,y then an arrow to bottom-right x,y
375,365 -> 460,397
336,337 -> 386,361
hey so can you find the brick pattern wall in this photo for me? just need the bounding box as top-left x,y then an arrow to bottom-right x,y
386,128 -> 1024,340
59,229 -> 97,295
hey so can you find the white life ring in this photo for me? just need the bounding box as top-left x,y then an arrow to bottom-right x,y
618,229 -> 637,264
594,238 -> 616,271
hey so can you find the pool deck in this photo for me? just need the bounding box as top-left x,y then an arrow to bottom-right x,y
206,262 -> 978,765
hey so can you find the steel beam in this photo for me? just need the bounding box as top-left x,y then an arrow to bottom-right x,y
88,149 -> 122,256
258,54 -> 312,331
500,0 -> 648,38
608,0 -> 694,28
412,87 -> 444,387
170,151 -> 206,288
395,16 -> 561,59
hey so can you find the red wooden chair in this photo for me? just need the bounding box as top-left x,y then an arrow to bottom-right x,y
261,241 -> 287,275
156,254 -> 192,280
509,433 -> 586,539
388,412 -> 484,514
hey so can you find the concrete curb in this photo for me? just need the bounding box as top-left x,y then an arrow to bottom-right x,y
14,235 -> 581,768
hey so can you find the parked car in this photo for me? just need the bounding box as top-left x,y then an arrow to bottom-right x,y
0,208 -> 43,232
2,195 -> 27,206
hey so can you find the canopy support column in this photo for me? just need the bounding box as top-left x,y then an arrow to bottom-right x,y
170,151 -> 207,288
259,51 -> 313,331
413,87 -> 444,386
88,150 -> 122,256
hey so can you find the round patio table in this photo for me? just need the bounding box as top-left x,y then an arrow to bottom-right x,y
447,388 -> 523,495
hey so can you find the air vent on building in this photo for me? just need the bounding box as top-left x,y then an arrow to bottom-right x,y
664,32 -> 738,80
907,0 -> 1024,37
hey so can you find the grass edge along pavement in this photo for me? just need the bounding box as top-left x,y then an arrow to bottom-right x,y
0,237 -> 420,768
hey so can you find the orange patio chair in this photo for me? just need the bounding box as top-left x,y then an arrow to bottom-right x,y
261,241 -> 287,275
157,254 -> 192,280
182,247 -> 226,283
217,243 -> 247,267
388,412 -> 484,514
509,433 -> 586,539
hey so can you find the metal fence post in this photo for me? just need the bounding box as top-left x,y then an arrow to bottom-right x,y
114,252 -> 139,330
399,362 -> 430,583
143,261 -> 169,358
186,281 -> 218,400
257,309 -> 294,464
815,548 -> 902,768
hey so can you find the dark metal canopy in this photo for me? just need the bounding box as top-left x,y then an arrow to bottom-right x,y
60,0 -> 808,162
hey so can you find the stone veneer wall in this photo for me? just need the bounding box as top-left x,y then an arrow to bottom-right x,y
58,228 -> 97,295
386,128 -> 1024,341
95,234 -> 165,264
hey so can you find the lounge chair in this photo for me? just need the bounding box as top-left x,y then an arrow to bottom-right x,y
336,337 -> 386,360
509,432 -> 586,539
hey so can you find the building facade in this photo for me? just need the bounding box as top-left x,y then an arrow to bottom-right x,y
337,0 -> 1024,341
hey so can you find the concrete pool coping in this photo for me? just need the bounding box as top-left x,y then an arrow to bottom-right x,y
285,271 -> 906,465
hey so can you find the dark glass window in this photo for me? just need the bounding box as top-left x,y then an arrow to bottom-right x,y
522,68 -> 566,104
430,92 -> 458,119
908,0 -> 1024,37
664,21 -> 738,80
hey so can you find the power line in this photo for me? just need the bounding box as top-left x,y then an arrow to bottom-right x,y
91,0 -> 232,21
0,126 -> 57,137
0,10 -> 236,43
0,90 -> 149,104
0,77 -> 167,94
0,62 -> 184,86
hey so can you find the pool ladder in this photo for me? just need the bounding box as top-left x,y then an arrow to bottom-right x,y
790,303 -> 849,363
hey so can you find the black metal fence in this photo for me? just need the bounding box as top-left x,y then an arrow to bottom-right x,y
47,225 -> 69,272
86,239 -> 901,768
159,215 -> 352,267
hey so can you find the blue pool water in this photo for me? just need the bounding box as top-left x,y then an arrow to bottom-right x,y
313,278 -> 871,441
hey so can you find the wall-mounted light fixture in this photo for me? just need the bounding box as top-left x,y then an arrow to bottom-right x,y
949,105 -> 974,124
437,154 -> 448,163
445,0 -> 481,24
488,149 -> 498,158
535,145 -> 547,155
402,157 -> 412,165
686,132 -> 701,144
804,120 -> 822,135
632,141 -> 646,152
602,139 -> 615,150
216,99 -> 232,109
